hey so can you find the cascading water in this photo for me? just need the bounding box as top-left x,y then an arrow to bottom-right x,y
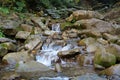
36,23 -> 80,67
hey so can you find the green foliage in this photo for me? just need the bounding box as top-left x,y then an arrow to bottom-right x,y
0,0 -> 79,12
0,28 -> 5,38
0,7 -> 9,14
13,1 -> 26,12
0,0 -> 26,12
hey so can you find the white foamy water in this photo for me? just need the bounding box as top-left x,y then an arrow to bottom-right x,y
36,23 -> 80,67
39,76 -> 69,80
36,42 -> 76,66
52,23 -> 61,33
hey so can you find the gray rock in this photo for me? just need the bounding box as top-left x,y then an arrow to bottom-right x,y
2,51 -> 33,65
74,18 -> 114,33
94,46 -> 116,69
25,35 -> 42,50
16,61 -> 50,72
31,17 -> 49,30
103,33 -> 119,43
66,10 -> 104,22
1,20 -> 21,35
58,48 -> 81,58
15,31 -> 30,39
0,37 -> 16,43
0,42 -> 17,51
20,24 -> 33,32
44,30 -> 57,36
100,64 -> 120,76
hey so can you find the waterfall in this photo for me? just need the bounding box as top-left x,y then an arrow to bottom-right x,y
52,23 -> 61,33
36,23 -> 80,67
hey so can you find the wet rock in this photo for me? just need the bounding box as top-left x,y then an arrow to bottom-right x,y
62,29 -> 78,40
1,20 -> 21,36
66,10 -> 103,22
15,31 -> 31,39
52,33 -> 62,40
106,44 -> 120,61
55,63 -> 62,72
58,48 -> 81,58
77,54 -> 94,66
20,24 -> 33,32
74,18 -> 114,33
78,37 -> 96,46
97,38 -> 108,45
0,37 -> 16,43
0,42 -> 16,51
103,33 -> 119,43
77,73 -> 107,80
2,51 -> 33,65
16,61 -> 50,72
25,35 -> 42,50
86,43 -> 98,53
44,30 -> 57,36
94,46 -> 116,69
31,17 -> 49,30
100,64 -> 120,76
78,30 -> 101,38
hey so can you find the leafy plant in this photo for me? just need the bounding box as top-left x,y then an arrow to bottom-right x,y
0,7 -> 9,14
13,1 -> 26,12
0,28 -> 5,38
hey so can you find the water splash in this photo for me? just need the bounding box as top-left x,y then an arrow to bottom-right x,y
36,23 -> 80,67
52,23 -> 61,33
39,76 -> 69,80
36,42 -> 77,66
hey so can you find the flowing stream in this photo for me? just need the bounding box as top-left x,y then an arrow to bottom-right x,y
36,23 -> 76,80
36,23 -> 80,68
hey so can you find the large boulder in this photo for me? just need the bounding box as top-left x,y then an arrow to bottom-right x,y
103,33 -> 119,43
78,30 -> 101,38
106,44 -> 120,61
31,17 -> 49,30
0,42 -> 16,51
78,37 -> 96,46
1,20 -> 21,36
100,64 -> 120,76
66,10 -> 103,22
2,51 -> 33,65
58,48 -> 81,58
62,29 -> 78,40
77,54 -> 94,66
74,18 -> 114,33
25,35 -> 42,50
20,24 -> 33,32
94,46 -> 116,69
16,61 -> 50,72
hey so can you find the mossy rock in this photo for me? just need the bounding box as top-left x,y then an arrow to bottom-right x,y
94,47 -> 116,68
60,22 -> 74,31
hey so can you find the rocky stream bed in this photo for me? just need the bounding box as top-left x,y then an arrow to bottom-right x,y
0,6 -> 120,80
